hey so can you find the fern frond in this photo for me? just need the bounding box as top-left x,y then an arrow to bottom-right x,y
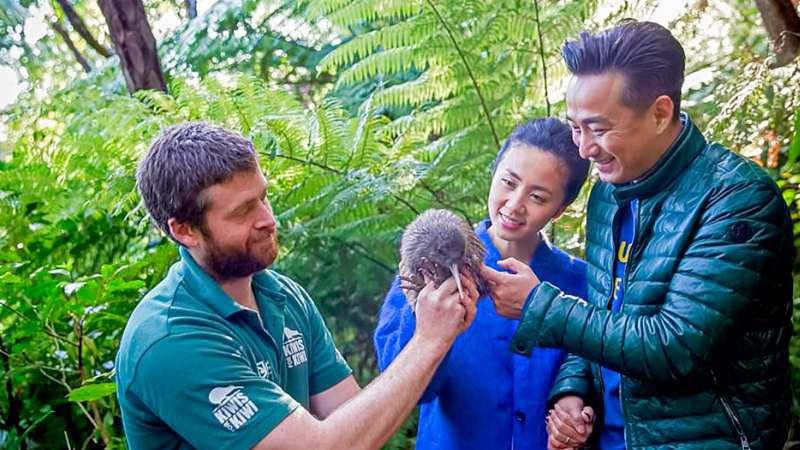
330,47 -> 434,85
318,18 -> 438,69
323,0 -> 423,28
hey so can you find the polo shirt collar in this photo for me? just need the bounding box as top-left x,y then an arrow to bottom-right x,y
177,246 -> 286,319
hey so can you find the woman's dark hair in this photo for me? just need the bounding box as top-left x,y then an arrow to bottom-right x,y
491,118 -> 590,206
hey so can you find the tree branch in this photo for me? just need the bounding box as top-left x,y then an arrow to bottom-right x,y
418,180 -> 474,227
0,336 -> 21,431
754,0 -> 800,68
272,153 -> 421,214
51,21 -> 92,72
71,314 -> 110,447
329,236 -> 394,273
55,0 -> 113,58
98,0 -> 167,94
425,0 -> 500,148
532,0 -> 551,116
0,300 -> 78,346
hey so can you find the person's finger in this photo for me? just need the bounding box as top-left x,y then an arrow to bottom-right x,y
457,272 -> 478,299
417,279 -> 435,299
433,276 -> 459,297
546,418 -> 573,450
460,273 -> 479,302
496,257 -> 527,273
549,408 -> 583,443
555,403 -> 586,435
582,405 -> 596,424
461,297 -> 477,329
547,435 -> 571,450
479,264 -> 504,282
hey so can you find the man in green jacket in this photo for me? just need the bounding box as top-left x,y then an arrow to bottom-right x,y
116,123 -> 479,449
483,21 -> 793,449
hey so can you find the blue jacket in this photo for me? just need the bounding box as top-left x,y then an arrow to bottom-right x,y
374,219 -> 587,450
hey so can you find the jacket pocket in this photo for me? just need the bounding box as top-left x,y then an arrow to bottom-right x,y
718,393 -> 751,450
712,370 -> 751,450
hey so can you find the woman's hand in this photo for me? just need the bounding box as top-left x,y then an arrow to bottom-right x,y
480,258 -> 540,319
546,396 -> 595,450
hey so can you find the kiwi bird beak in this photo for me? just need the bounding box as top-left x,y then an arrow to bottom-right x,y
450,263 -> 464,297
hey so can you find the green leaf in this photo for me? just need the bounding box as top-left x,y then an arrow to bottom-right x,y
68,383 -> 117,402
788,106 -> 800,166
0,271 -> 22,284
63,281 -> 86,297
107,280 -> 147,292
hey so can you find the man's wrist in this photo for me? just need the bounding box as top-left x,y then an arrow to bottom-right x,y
408,333 -> 452,360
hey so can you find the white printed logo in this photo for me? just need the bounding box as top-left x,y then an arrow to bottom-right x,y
283,327 -> 307,369
209,385 -> 259,431
255,360 -> 271,379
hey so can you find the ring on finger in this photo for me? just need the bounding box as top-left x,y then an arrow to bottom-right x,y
565,436 -> 572,445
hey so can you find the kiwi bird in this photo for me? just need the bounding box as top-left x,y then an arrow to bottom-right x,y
398,208 -> 490,310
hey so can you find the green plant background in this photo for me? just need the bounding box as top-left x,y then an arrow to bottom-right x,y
1,0 -> 799,448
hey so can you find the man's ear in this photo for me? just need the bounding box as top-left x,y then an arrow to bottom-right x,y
168,218 -> 201,248
651,94 -> 675,134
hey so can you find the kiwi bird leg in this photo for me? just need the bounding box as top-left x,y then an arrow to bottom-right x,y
449,264 -> 464,297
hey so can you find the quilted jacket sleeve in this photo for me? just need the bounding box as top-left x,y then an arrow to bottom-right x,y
512,179 -> 792,384
547,352 -> 597,408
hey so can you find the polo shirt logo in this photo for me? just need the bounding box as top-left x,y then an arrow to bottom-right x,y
283,327 -> 307,368
208,385 -> 259,431
256,360 -> 271,379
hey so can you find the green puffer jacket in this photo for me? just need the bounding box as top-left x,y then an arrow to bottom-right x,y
510,114 -> 794,449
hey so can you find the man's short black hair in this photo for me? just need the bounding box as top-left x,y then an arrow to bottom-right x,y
137,123 -> 259,239
491,117 -> 590,206
562,20 -> 685,121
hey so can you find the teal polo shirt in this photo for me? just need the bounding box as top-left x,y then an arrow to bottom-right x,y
116,247 -> 352,450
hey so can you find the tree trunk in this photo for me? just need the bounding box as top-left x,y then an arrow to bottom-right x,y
55,0 -> 113,57
51,21 -> 92,72
186,0 -> 197,19
97,0 -> 167,93
754,0 -> 800,68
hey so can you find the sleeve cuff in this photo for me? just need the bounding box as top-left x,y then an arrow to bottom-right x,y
510,282 -> 559,356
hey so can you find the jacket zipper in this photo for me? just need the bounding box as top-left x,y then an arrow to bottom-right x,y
711,370 -> 751,450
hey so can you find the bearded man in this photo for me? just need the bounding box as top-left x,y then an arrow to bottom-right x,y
116,123 -> 478,450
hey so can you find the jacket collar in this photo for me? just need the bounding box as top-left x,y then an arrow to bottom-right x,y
612,113 -> 706,204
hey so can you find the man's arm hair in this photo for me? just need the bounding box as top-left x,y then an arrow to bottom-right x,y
253,334 -> 447,449
308,375 -> 360,419
254,275 -> 478,450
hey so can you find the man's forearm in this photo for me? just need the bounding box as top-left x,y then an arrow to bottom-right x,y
319,334 -> 449,449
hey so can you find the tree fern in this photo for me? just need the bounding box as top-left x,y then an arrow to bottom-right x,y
304,0 -> 597,226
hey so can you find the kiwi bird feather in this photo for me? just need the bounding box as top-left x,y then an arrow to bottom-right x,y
398,209 -> 490,310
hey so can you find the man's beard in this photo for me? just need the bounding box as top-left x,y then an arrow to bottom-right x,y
205,232 -> 279,280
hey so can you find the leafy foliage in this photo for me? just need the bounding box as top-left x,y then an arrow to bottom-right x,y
1,69 -> 426,447
303,0 -> 597,226
2,0 -> 800,448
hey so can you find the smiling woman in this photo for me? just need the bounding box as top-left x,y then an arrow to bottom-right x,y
374,117 -> 591,450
